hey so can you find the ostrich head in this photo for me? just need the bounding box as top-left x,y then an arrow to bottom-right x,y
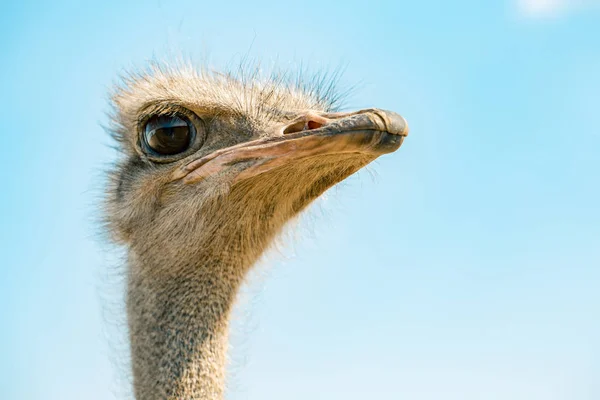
105,65 -> 408,400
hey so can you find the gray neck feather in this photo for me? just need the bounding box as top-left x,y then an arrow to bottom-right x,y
127,254 -> 247,400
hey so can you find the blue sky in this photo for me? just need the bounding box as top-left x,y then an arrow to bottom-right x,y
1,1 -> 599,399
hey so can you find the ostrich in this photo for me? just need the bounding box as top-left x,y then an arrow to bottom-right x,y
105,65 -> 409,400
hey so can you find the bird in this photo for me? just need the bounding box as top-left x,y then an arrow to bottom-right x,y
104,63 -> 409,400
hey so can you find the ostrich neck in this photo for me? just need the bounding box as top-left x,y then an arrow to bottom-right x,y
127,246 -> 259,400
124,168 -> 338,399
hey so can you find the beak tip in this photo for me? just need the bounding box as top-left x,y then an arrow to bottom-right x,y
373,109 -> 409,137
399,116 -> 410,137
390,113 -> 409,137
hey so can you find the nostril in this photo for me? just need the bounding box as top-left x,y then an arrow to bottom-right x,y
307,120 -> 323,130
283,119 -> 326,135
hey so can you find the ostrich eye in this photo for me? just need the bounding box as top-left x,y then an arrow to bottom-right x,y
143,114 -> 194,155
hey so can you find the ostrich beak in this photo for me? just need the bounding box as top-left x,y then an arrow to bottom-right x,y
172,109 -> 408,184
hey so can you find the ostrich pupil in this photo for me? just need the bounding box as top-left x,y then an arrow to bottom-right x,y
144,114 -> 192,155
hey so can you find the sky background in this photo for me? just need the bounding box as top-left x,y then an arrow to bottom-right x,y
1,0 -> 599,399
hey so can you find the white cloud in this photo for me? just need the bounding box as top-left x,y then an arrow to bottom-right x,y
517,0 -> 600,18
518,0 -> 566,17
